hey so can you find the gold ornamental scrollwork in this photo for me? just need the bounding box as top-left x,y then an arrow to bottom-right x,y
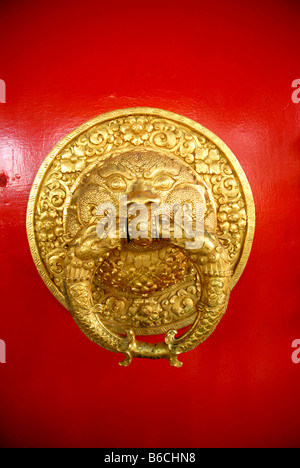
27,108 -> 255,366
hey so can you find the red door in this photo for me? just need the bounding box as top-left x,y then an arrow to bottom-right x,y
0,0 -> 300,448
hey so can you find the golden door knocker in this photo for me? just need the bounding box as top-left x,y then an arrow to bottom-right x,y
27,108 -> 255,367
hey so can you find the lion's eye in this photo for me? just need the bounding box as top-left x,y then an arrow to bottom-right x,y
153,175 -> 174,191
106,175 -> 127,191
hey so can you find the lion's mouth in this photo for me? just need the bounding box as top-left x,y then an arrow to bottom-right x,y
125,206 -> 157,246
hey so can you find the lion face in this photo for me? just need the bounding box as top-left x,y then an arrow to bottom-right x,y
96,150 -> 198,206
66,150 -> 214,242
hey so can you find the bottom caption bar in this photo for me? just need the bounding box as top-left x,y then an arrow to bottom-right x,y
103,450 -> 197,465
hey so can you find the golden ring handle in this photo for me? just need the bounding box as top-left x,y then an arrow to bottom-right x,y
63,222 -> 232,367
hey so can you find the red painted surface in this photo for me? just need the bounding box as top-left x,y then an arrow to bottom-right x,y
0,0 -> 300,448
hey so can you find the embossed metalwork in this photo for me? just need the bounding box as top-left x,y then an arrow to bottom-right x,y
27,108 -> 255,366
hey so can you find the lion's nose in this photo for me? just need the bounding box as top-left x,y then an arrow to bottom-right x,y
127,190 -> 161,206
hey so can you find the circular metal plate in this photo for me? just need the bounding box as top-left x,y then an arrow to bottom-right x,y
27,108 -> 255,336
